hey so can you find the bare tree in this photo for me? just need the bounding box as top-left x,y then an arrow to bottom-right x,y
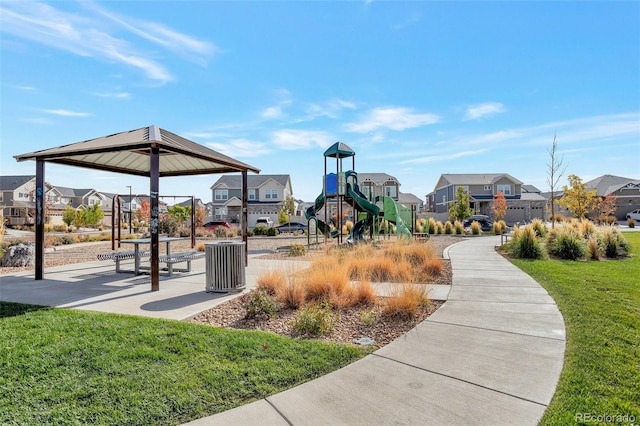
546,133 -> 567,228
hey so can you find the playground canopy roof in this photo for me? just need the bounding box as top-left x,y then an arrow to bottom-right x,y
324,142 -> 355,158
14,125 -> 260,176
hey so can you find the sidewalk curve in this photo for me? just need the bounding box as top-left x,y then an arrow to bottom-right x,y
183,236 -> 566,426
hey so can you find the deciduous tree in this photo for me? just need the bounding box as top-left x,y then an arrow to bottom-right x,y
492,191 -> 507,221
546,134 -> 567,228
448,187 -> 474,221
559,174 -> 597,219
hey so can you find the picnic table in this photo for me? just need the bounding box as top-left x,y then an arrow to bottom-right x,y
119,237 -> 186,275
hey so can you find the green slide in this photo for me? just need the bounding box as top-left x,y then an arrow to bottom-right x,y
383,196 -> 412,239
305,193 -> 339,238
346,182 -> 381,243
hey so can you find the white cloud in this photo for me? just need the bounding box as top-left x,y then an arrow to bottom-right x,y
304,98 -> 356,120
261,106 -> 284,119
272,129 -> 334,150
42,109 -> 91,117
0,2 -> 216,83
206,139 -> 270,158
95,92 -> 131,99
345,106 -> 440,133
402,149 -> 488,165
464,102 -> 506,121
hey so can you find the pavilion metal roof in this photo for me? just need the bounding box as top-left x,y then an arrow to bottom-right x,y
14,125 -> 260,177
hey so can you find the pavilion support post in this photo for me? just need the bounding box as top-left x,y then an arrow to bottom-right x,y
191,196 -> 196,248
35,160 -> 45,280
150,147 -> 160,291
242,170 -> 248,264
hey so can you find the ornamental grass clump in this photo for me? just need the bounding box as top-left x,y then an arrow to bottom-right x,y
493,220 -> 507,235
548,228 -> 586,260
597,227 -> 629,259
454,220 -> 465,235
509,225 -> 545,259
470,221 -> 482,235
530,218 -> 548,237
382,285 -> 430,320
428,217 -> 437,234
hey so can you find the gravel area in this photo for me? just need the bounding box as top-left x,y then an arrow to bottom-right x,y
1,233 -> 464,349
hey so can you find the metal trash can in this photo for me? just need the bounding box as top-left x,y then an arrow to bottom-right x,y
205,241 -> 246,293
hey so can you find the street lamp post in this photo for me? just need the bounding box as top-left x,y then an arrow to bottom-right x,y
126,185 -> 132,234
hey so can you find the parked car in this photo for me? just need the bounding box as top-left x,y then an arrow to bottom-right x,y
463,214 -> 493,231
203,221 -> 231,230
626,209 -> 640,220
275,222 -> 308,233
255,217 -> 273,228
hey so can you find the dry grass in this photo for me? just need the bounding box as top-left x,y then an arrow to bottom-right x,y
254,239 -> 443,319
381,285 -> 430,319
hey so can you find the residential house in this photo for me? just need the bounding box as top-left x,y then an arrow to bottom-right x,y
429,173 -> 546,224
210,174 -> 293,227
585,175 -> 640,220
1,175 -> 38,226
357,173 -> 401,202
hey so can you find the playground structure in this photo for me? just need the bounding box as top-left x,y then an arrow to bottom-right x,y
305,142 -> 424,245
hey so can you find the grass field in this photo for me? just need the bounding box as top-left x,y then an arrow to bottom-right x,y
511,232 -> 640,425
0,303 -> 370,425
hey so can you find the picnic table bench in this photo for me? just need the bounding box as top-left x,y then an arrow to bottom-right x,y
158,251 -> 205,275
97,250 -> 151,273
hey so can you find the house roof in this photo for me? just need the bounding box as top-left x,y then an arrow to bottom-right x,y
53,186 -> 97,198
358,172 -> 399,185
585,174 -> 639,196
521,184 -> 542,194
398,192 -> 422,205
0,175 -> 35,190
211,174 -> 291,190
436,173 -> 523,189
14,125 -> 260,177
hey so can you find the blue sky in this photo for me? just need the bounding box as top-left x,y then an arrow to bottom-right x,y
1,1 -> 639,204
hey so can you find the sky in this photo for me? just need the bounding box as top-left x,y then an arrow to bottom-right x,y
1,1 -> 639,205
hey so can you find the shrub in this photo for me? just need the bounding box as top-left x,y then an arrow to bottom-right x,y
360,309 -> 379,326
470,221 -> 482,235
257,269 -> 288,295
454,220 -> 465,235
598,227 -> 629,258
266,227 -> 278,237
530,218 -> 548,237
548,231 -> 585,260
252,225 -> 269,236
52,224 -> 68,232
628,218 -> 636,228
288,244 -> 307,257
428,218 -> 437,234
275,279 -> 306,309
444,221 -> 453,234
242,289 -> 278,320
435,221 -> 445,234
382,285 -> 429,319
196,242 -> 205,252
509,225 -> 545,259
293,301 -> 336,336
587,237 -> 600,260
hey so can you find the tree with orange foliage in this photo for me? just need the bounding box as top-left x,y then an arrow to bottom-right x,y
135,199 -> 150,223
492,191 -> 507,221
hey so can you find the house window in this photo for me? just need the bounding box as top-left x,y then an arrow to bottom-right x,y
10,208 -> 20,216
361,186 -> 371,199
214,189 -> 228,201
265,189 -> 278,199
442,195 -> 446,204
497,185 -> 511,196
214,207 -> 227,219
249,189 -> 256,200
484,185 -> 491,191
384,186 -> 397,197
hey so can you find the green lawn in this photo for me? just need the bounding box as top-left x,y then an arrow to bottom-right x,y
0,304 -> 370,425
511,232 -> 640,425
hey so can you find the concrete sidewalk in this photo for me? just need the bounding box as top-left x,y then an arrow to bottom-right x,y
0,236 -> 565,425
184,236 -> 565,426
